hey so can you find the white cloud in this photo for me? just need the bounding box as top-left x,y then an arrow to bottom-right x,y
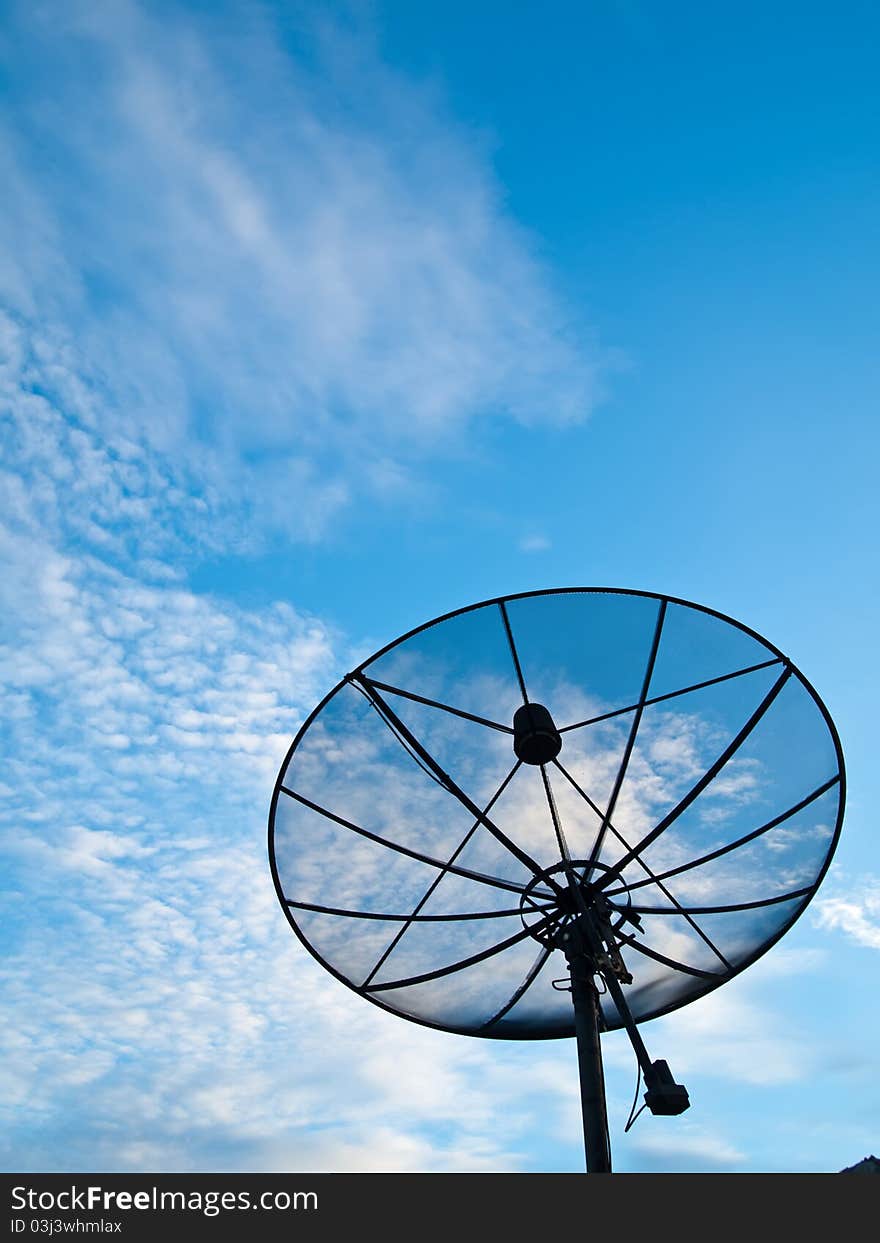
0,0 -> 606,549
0,494 -> 580,1171
519,534 -> 551,553
649,982 -> 813,1086
812,878 -> 880,950
628,1125 -> 746,1169
0,17 -> 615,1169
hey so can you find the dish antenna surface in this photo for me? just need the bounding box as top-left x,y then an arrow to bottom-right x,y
269,589 -> 844,1171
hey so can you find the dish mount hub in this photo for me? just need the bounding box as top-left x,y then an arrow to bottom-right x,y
512,702 -> 562,765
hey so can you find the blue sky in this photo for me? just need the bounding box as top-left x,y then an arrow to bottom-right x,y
1,0 -> 878,1173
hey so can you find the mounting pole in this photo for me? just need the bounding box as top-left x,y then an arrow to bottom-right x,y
522,860 -> 690,1174
565,945 -> 612,1173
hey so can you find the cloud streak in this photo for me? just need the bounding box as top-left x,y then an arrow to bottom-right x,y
1,0 -> 605,546
0,0 -> 612,1172
0,523 -> 556,1171
813,877 -> 880,950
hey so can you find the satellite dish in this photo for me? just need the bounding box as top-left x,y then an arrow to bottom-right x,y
268,589 -> 845,1171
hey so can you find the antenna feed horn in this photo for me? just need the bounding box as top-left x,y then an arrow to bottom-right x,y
643,1059 -> 690,1116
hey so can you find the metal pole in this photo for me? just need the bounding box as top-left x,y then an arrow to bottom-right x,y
567,950 -> 612,1173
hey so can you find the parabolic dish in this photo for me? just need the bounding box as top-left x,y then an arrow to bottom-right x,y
269,589 -> 844,1039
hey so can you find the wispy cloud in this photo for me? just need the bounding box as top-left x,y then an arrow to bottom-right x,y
519,534 -> 551,553
0,0 -> 609,1171
628,1125 -> 747,1171
1,0 -> 605,547
652,984 -> 814,1086
812,877 -> 880,950
0,519 -> 563,1170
